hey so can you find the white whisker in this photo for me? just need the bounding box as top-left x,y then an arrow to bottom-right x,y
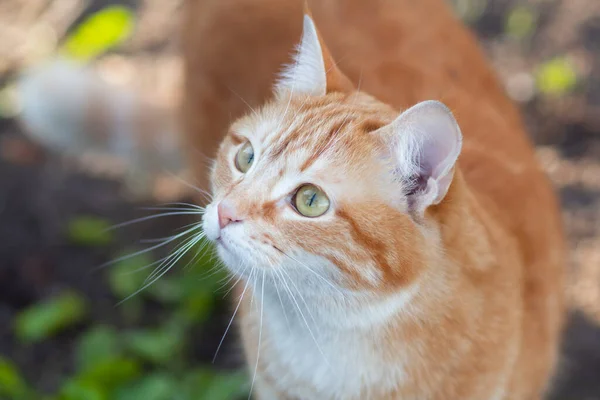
116,231 -> 205,305
139,206 -> 205,212
279,267 -> 318,327
190,146 -> 215,168
276,266 -> 333,372
271,266 -> 291,334
94,224 -> 203,272
221,267 -> 247,297
280,250 -> 345,299
116,254 -> 172,275
179,237 -> 211,271
215,270 -> 240,292
213,267 -> 253,363
226,84 -> 259,117
248,270 -> 266,400
221,258 -> 251,298
138,223 -> 203,244
155,201 -> 205,210
107,211 -> 203,231
197,263 -> 222,281
143,231 -> 204,284
165,171 -> 213,203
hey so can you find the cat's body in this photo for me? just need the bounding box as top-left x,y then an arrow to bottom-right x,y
192,1 -> 566,399
23,0 -> 565,398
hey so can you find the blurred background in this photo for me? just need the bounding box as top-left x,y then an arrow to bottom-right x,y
1,0 -> 600,399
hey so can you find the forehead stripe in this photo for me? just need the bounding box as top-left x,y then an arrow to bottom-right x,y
299,118 -> 351,172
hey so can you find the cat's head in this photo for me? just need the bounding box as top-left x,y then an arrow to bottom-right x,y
202,14 -> 462,294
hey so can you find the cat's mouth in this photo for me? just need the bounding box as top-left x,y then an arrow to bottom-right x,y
215,228 -> 287,277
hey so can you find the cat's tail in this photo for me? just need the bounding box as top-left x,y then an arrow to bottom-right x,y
15,58 -> 187,200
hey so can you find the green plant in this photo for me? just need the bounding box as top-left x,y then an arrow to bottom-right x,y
536,57 -> 578,97
61,6 -> 135,62
67,216 -> 114,246
14,291 -> 89,343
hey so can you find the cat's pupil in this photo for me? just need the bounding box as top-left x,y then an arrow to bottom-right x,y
293,184 -> 329,217
234,141 -> 255,173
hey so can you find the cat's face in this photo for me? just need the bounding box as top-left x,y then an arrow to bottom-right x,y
204,92 -> 422,292
202,15 -> 462,295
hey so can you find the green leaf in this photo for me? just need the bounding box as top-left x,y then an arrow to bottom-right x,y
182,369 -> 249,400
61,6 -> 135,62
58,379 -> 108,400
108,249 -> 153,299
536,57 -> 578,97
76,326 -> 121,371
147,276 -> 186,304
181,290 -> 215,324
179,243 -> 228,295
505,5 -> 536,39
78,357 -> 141,389
14,291 -> 88,343
67,216 -> 114,246
182,237 -> 217,272
0,356 -> 29,399
148,275 -> 216,323
202,370 -> 249,400
114,373 -> 179,400
180,369 -> 212,399
123,328 -> 183,365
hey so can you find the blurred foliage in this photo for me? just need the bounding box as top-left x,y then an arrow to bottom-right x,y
112,373 -> 179,400
182,369 -> 250,400
14,291 -> 89,343
61,6 -> 135,62
505,5 -> 537,39
76,326 -> 122,370
0,357 -> 35,400
6,226 -> 246,399
108,250 -> 153,299
536,57 -> 578,96
123,327 -> 184,366
67,216 -> 114,246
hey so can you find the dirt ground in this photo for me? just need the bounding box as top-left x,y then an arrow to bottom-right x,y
1,0 -> 600,398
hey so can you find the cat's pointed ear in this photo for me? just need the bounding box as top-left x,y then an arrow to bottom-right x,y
275,13 -> 353,97
381,100 -> 463,213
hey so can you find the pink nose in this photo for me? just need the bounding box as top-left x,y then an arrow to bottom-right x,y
218,200 -> 242,229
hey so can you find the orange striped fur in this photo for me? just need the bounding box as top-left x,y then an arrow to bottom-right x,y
190,1 -> 566,399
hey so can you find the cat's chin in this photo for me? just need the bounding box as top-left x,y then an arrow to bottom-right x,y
215,238 -> 243,270
214,234 -> 274,278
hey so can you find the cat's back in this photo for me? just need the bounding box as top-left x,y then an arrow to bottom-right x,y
312,0 -> 566,393
183,0 -> 566,396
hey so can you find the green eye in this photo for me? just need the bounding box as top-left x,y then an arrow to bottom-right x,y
293,184 -> 330,217
235,141 -> 254,173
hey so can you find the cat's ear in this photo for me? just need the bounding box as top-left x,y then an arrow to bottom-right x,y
275,13 -> 353,97
380,100 -> 463,212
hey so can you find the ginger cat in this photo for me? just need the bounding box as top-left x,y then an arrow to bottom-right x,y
193,1 -> 566,399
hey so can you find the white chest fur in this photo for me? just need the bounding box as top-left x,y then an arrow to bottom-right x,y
242,288 -> 412,400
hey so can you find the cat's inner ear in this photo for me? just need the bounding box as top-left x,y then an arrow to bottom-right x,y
381,100 -> 463,212
275,14 -> 353,97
